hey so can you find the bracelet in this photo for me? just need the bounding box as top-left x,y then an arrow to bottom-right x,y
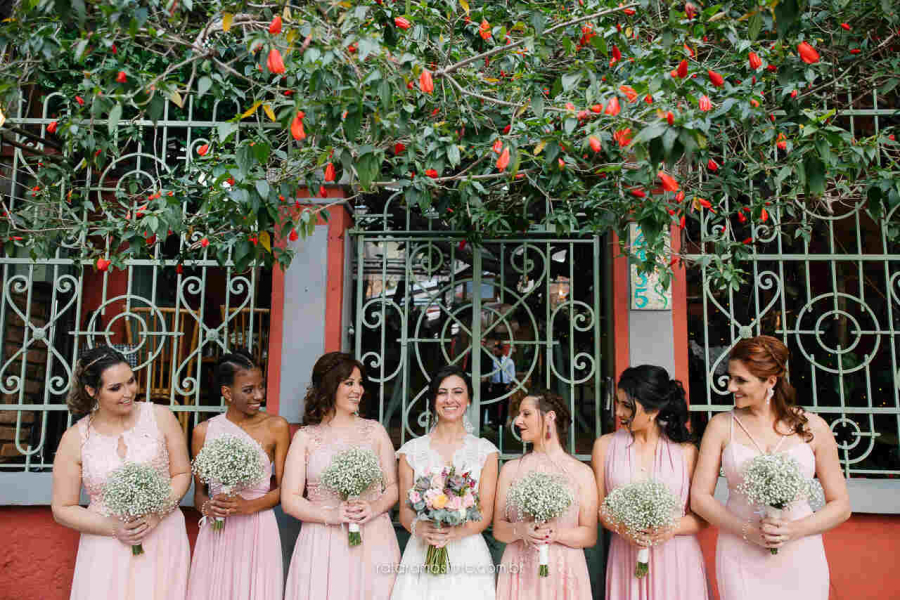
741,521 -> 750,542
410,516 -> 419,538
200,499 -> 212,518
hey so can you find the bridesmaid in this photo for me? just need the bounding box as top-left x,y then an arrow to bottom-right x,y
51,346 -> 191,600
691,336 -> 850,599
282,352 -> 400,600
188,350 -> 290,600
494,390 -> 597,600
591,365 -> 709,600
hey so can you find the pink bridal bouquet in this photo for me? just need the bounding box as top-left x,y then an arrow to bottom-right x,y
601,479 -> 681,578
507,471 -> 574,577
320,446 -> 384,546
407,466 -> 482,575
101,462 -> 172,556
736,452 -> 824,555
192,434 -> 266,532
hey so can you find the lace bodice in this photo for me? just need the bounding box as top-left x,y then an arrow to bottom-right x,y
301,418 -> 395,505
396,433 -> 499,485
504,451 -> 581,527
78,402 -> 171,515
205,414 -> 273,500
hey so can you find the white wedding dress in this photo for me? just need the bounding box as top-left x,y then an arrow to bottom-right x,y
391,434 -> 499,600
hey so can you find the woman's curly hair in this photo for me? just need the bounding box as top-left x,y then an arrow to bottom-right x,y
66,346 -> 130,415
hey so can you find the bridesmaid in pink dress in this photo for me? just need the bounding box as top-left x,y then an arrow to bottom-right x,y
495,390 -> 597,600
691,336 -> 851,599
51,346 -> 191,600
282,352 -> 400,600
188,351 -> 291,600
592,365 -> 710,600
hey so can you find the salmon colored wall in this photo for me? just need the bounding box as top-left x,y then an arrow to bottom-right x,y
696,515 -> 900,600
0,506 -> 202,600
1,506 -> 897,600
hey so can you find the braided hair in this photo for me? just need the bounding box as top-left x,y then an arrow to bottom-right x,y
512,389 -> 572,448
214,349 -> 258,399
617,365 -> 693,444
302,352 -> 367,425
66,346 -> 130,415
729,335 -> 811,441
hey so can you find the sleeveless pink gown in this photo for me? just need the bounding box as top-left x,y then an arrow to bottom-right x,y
284,418 -> 400,600
603,428 -> 710,600
187,414 -> 283,600
70,401 -> 190,600
717,411 -> 829,599
496,452 -> 592,600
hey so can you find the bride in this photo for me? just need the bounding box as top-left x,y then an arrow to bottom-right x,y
391,365 -> 499,600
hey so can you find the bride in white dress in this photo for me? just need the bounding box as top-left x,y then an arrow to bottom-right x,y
392,365 -> 500,600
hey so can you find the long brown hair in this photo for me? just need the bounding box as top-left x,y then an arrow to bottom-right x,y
511,389 -> 572,449
302,352 -> 367,425
729,335 -> 812,442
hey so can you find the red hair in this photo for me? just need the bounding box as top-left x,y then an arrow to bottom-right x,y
729,335 -> 812,442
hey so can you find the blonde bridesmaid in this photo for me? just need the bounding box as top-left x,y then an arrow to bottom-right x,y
188,350 -> 290,600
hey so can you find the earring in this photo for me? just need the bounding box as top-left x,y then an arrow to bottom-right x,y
766,387 -> 774,406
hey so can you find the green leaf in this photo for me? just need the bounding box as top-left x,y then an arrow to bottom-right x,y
532,94 -> 544,118
564,118 -> 577,135
879,78 -> 899,96
774,0 -> 801,38
662,128 -> 679,156
357,152 -> 381,191
804,155 -> 825,196
218,122 -> 239,143
73,39 -> 88,62
447,144 -> 461,168
197,76 -> 212,98
531,12 -> 546,36
630,123 -> 667,145
815,137 -> 833,165
255,180 -> 270,200
107,103 -> 122,134
236,145 -> 254,177
561,72 -> 582,92
344,105 -> 362,141
748,12 -> 763,41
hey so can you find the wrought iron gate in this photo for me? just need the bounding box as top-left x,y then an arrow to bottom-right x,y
352,211 -> 606,460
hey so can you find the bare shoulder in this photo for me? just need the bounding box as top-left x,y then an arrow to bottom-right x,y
193,418 -> 210,437
571,456 -> 596,481
57,421 -> 84,458
592,432 -> 616,453
264,413 -> 290,434
802,410 -> 831,438
679,441 -> 699,461
150,402 -> 178,425
498,456 -> 523,478
291,427 -> 309,446
704,411 -> 731,436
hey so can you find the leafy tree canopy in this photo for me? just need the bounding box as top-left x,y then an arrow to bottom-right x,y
1,0 -> 898,285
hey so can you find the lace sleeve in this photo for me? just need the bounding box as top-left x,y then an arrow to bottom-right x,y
396,436 -> 425,475
477,437 -> 500,470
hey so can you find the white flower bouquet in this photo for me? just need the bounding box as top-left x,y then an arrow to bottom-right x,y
320,446 -> 384,546
506,471 -> 574,577
101,462 -> 172,556
406,465 -> 482,575
601,479 -> 682,578
736,452 -> 824,554
192,434 -> 266,532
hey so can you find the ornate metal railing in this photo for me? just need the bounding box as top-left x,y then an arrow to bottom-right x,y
685,91 -> 900,478
351,199 -> 605,460
0,95 -> 270,472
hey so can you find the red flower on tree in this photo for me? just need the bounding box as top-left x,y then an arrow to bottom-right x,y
613,128 -> 633,147
797,42 -> 820,64
707,158 -> 719,171
748,52 -> 762,70
496,147 -> 510,171
708,70 -> 724,87
395,17 -> 411,30
605,97 -> 621,116
589,136 -> 602,153
269,16 -> 282,34
479,19 -> 491,40
116,71 -> 127,83
419,69 -> 434,94
324,162 -> 336,182
659,172 -> 679,192
290,111 -> 306,141
267,48 -> 285,74
698,95 -> 712,111
425,168 -> 439,178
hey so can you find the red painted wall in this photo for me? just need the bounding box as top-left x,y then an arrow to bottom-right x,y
0,506 -> 202,600
1,506 -> 897,599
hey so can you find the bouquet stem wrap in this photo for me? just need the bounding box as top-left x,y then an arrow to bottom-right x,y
635,547 -> 650,578
538,544 -> 550,577
192,435 -> 266,534
765,505 -> 783,555
348,522 -> 362,546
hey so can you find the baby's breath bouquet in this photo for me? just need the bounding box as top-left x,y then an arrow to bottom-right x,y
507,471 -> 574,577
192,434 -> 266,532
601,479 -> 682,578
736,452 -> 824,555
101,462 -> 172,556
320,446 -> 384,546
